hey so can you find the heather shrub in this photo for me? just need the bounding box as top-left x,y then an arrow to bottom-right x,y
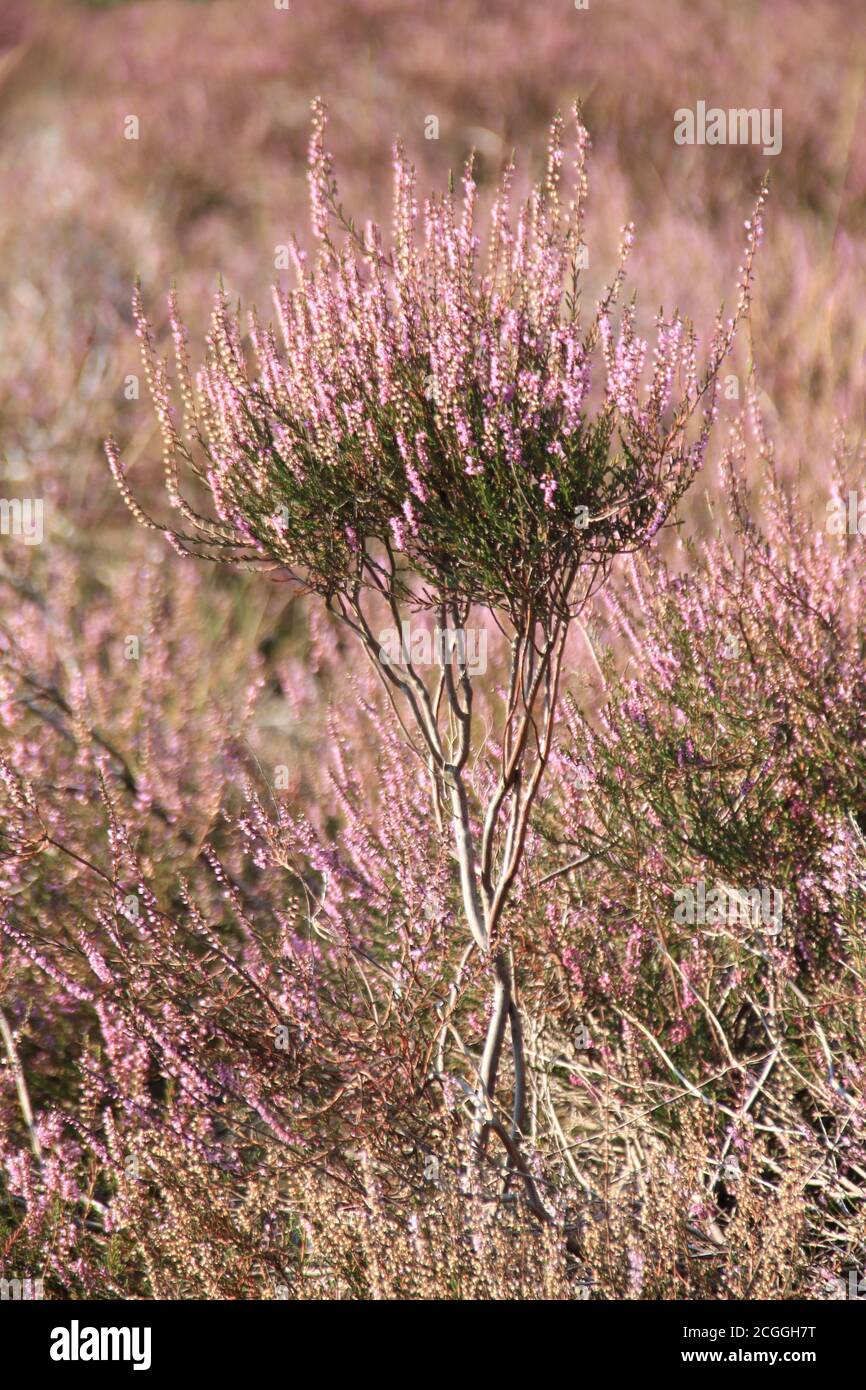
524,409 -> 866,1295
107,100 -> 765,1177
0,587 -> 447,1296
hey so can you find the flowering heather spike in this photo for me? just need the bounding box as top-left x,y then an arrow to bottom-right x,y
104,438 -> 159,532
307,97 -> 335,243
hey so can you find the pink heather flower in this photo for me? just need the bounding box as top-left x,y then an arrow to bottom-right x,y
401,497 -> 420,537
539,473 -> 558,510
627,1247 -> 645,1294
